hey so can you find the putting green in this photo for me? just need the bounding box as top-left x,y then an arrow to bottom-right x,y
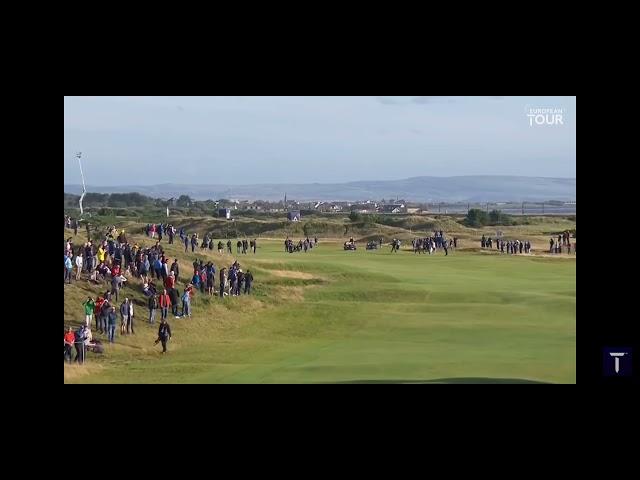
64,239 -> 576,384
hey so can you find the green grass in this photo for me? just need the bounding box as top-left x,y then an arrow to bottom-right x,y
64,227 -> 576,384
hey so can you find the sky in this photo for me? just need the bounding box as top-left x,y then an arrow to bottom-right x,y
64,96 -> 576,185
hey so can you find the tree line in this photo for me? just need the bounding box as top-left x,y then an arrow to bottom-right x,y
64,192 -> 155,208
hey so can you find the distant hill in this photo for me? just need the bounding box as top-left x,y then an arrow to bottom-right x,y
64,176 -> 576,202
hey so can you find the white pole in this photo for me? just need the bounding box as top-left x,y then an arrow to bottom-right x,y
77,152 -> 86,216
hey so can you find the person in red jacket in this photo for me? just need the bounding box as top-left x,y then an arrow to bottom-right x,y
158,289 -> 171,321
64,326 -> 75,363
199,270 -> 206,294
94,296 -> 105,332
165,272 -> 175,290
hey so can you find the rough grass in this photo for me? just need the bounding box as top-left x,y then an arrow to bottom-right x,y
64,217 -> 576,384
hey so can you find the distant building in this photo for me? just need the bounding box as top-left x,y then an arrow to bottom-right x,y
351,203 -> 377,213
218,208 -> 232,220
379,204 -> 406,214
288,210 -> 301,222
315,203 -> 343,213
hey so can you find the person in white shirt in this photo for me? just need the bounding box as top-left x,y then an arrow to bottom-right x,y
84,326 -> 93,346
75,252 -> 83,280
128,301 -> 135,334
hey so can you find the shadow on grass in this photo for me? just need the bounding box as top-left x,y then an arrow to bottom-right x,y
320,378 -> 552,384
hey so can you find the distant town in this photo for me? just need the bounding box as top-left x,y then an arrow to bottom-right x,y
64,191 -> 576,219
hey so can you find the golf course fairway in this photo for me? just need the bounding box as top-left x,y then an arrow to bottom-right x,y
64,239 -> 576,384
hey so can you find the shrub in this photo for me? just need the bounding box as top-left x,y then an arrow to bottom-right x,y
488,210 -> 515,226
464,209 -> 489,227
464,209 -> 515,227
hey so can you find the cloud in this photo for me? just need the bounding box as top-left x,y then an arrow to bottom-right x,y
412,96 -> 434,104
375,96 -> 404,105
375,96 -> 456,105
412,96 -> 458,104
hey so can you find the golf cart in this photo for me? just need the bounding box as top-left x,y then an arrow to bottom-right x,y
344,241 -> 357,251
366,241 -> 379,250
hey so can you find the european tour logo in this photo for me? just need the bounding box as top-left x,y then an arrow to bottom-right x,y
526,107 -> 566,127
